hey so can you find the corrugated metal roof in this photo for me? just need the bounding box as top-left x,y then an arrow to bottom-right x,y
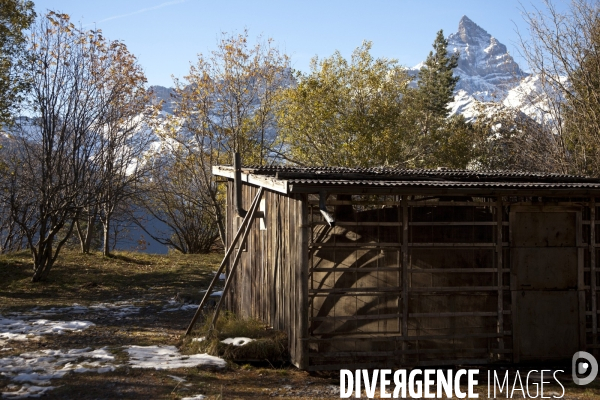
287,179 -> 600,188
240,165 -> 600,183
213,165 -> 600,193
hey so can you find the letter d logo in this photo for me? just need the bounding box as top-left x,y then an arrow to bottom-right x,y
573,351 -> 598,385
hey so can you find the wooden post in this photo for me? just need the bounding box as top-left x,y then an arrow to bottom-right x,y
496,197 -> 504,359
210,187 -> 265,330
298,194 -> 309,369
401,196 -> 409,363
184,187 -> 264,336
592,198 -> 597,353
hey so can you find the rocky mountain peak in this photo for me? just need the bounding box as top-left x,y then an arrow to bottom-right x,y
447,16 -> 527,100
456,15 -> 491,45
436,16 -> 533,117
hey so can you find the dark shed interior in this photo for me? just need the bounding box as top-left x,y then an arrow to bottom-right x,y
213,166 -> 600,370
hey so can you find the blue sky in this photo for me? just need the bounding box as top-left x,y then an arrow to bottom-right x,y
32,0 -> 568,87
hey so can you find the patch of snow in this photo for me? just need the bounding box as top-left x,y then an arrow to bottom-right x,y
221,337 -> 254,346
160,300 -> 199,313
125,345 -> 226,370
88,302 -> 141,317
181,395 -> 206,400
212,271 -> 226,281
0,347 -> 116,398
2,384 -> 55,399
0,315 -> 94,342
167,374 -> 186,383
192,337 -> 205,342
18,301 -> 141,319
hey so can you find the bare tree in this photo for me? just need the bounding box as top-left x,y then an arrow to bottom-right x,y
519,0 -> 600,175
8,12 -> 149,281
134,149 -> 220,254
470,101 -> 568,172
159,31 -> 290,244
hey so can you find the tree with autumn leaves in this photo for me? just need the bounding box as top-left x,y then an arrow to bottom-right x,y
276,33 -> 471,169
1,12 -> 153,280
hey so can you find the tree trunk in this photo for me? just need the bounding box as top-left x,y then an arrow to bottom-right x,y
103,219 -> 110,257
75,209 -> 98,254
31,240 -> 54,282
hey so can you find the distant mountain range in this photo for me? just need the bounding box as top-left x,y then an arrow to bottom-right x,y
151,15 -> 538,122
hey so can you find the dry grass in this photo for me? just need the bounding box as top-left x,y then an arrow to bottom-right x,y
183,312 -> 288,363
0,249 -> 222,308
3,250 -> 600,398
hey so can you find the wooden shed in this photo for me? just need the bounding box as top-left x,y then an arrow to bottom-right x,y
212,165 -> 600,371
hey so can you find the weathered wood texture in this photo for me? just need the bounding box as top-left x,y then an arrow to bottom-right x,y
223,183 -> 599,370
224,181 -> 307,368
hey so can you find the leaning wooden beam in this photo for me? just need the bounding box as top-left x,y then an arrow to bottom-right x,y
209,187 -> 265,330
184,187 -> 264,336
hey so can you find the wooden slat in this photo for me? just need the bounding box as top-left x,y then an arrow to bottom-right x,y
309,287 -> 402,294
298,194 -> 309,369
496,197 -> 505,359
409,221 -> 497,226
409,311 -> 507,318
409,268 -> 509,273
306,358 -> 494,371
311,221 -> 402,227
401,196 -> 409,363
306,332 -> 508,341
311,267 -> 400,272
309,242 -> 506,248
591,198 -> 597,352
311,313 -> 401,322
309,348 -> 509,358
410,286 -> 509,292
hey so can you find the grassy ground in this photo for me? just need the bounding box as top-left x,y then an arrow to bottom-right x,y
1,249 -> 600,399
0,249 -> 340,399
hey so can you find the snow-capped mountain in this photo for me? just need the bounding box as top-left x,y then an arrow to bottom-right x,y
449,16 -> 527,98
152,17 -> 532,121
408,16 -> 532,118
149,85 -> 176,114
441,16 -> 530,117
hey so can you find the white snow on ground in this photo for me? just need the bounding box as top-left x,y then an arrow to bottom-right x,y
181,395 -> 206,400
212,271 -> 226,281
125,345 -> 226,370
161,291 -> 222,312
0,347 -> 116,399
221,337 -> 254,346
2,384 -> 55,399
19,301 -> 141,318
161,300 -> 200,312
0,315 -> 94,343
0,344 -> 226,398
0,306 -> 227,398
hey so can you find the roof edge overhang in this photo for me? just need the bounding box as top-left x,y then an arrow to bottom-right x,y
213,165 -> 600,197
213,165 -> 289,194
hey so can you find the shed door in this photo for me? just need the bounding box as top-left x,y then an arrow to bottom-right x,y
510,206 -> 582,362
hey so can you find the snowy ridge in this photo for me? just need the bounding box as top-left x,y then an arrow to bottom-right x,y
448,15 -> 527,98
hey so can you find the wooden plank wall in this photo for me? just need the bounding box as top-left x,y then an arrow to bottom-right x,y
224,181 -> 307,368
